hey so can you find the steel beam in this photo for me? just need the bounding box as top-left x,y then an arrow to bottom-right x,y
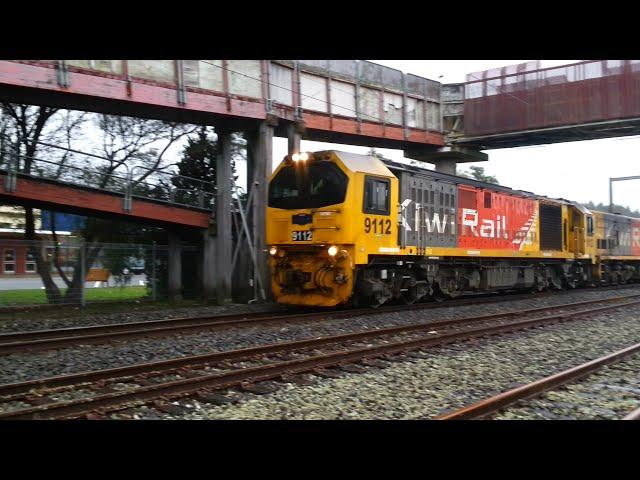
201,226 -> 216,301
609,175 -> 640,213
168,230 -> 182,301
247,121 -> 274,300
215,130 -> 233,304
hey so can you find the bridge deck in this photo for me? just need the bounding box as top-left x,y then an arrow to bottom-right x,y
0,60 -> 444,150
0,173 -> 211,229
455,60 -> 640,149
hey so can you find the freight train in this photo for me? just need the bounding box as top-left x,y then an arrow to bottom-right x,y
266,150 -> 640,307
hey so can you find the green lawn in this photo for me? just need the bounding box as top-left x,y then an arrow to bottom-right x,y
0,286 -> 148,306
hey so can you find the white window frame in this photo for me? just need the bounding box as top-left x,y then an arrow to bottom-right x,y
25,251 -> 36,273
3,249 -> 16,274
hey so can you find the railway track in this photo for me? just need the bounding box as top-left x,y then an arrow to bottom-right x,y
2,285 -> 639,355
436,341 -> 640,420
1,293 -> 639,419
623,406 -> 640,420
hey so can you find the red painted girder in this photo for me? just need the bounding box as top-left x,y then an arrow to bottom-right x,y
0,61 -> 266,120
0,175 -> 210,228
0,61 -> 445,147
305,115 -> 445,146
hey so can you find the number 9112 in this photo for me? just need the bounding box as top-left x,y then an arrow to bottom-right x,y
364,217 -> 391,234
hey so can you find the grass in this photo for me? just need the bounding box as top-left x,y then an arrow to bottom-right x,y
0,286 -> 148,306
0,287 -> 210,323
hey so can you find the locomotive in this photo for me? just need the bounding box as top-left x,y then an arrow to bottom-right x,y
266,150 -> 640,307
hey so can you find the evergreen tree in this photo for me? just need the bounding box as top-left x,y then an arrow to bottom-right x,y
583,201 -> 640,218
172,127 -> 242,208
458,165 -> 499,184
177,127 -> 220,183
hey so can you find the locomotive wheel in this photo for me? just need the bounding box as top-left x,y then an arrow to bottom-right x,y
399,274 -> 421,305
433,283 -> 462,300
400,289 -> 418,305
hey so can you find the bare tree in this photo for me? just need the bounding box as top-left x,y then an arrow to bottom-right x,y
94,115 -> 198,191
0,103 -> 90,303
1,103 -> 199,304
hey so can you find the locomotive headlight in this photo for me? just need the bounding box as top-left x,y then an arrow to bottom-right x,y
292,152 -> 310,162
328,245 -> 339,257
269,246 -> 278,256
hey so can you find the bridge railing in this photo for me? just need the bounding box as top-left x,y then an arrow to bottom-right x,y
0,146 -> 216,212
19,60 -> 443,137
462,60 -> 640,136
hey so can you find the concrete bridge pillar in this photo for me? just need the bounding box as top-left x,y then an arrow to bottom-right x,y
432,158 -> 458,176
247,121 -> 274,301
287,121 -> 303,154
215,129 -> 233,304
403,145 -> 488,176
168,230 -> 182,301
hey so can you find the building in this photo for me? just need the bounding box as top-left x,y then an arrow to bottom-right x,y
0,206 -> 74,275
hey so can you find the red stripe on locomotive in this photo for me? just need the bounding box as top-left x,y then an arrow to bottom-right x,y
456,185 -> 537,251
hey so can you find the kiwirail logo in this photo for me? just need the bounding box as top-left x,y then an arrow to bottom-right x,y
400,201 -> 456,234
461,208 -> 508,239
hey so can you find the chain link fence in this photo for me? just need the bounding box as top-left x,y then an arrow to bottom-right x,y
0,239 -> 201,308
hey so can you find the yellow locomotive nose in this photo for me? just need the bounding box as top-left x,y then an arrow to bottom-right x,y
269,245 -> 355,307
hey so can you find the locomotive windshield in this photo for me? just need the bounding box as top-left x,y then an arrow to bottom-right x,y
269,162 -> 348,209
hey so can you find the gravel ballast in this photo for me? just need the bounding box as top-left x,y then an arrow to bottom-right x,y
2,287 -> 640,386
494,353 -> 640,420
152,307 -> 640,420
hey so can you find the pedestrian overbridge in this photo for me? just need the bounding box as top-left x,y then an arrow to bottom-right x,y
443,60 -> 640,150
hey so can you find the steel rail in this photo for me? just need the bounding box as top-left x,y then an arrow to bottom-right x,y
2,297 -> 640,420
0,289 -> 556,354
1,294 -> 636,399
2,287 -> 639,355
436,342 -> 640,420
622,406 -> 640,420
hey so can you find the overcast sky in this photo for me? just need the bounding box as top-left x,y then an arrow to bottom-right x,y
269,60 -> 640,212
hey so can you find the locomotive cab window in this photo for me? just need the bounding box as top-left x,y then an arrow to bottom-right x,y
586,216 -> 594,236
363,176 -> 390,215
269,162 -> 348,209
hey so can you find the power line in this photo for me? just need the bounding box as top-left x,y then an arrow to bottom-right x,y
199,60 -> 430,124
200,60 -> 374,120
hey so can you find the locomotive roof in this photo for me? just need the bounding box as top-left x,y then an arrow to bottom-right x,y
326,153 -> 639,219
381,159 -> 605,214
326,151 -> 395,177
381,159 -> 538,198
590,209 -> 640,222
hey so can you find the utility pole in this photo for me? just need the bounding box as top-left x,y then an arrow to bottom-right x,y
609,176 -> 640,213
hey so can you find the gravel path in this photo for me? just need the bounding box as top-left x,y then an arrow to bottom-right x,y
2,287 -> 639,386
140,306 -> 640,420
494,353 -> 640,420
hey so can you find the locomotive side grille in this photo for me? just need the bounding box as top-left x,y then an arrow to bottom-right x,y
539,203 -> 562,250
